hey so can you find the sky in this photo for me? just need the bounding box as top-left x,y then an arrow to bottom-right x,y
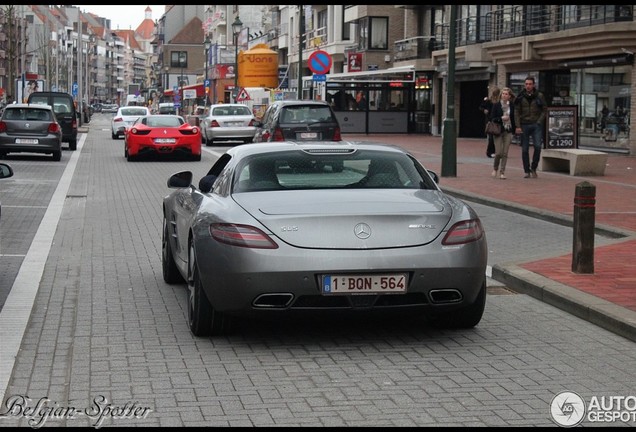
78,5 -> 166,31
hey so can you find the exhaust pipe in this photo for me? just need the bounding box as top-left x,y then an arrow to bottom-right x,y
253,293 -> 294,308
429,289 -> 463,304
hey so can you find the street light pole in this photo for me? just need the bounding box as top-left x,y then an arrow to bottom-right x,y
232,16 -> 243,103
204,36 -> 211,107
179,51 -> 186,116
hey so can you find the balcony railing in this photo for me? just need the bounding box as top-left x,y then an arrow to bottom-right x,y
433,5 -> 633,50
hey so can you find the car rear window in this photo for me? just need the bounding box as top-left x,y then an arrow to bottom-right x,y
122,108 -> 149,116
212,106 -> 252,116
144,117 -> 184,127
3,108 -> 51,121
280,106 -> 335,123
232,151 -> 432,192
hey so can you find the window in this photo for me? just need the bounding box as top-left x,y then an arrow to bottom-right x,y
171,51 -> 188,68
359,17 -> 388,50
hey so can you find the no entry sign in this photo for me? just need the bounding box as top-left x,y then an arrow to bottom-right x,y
308,50 -> 332,75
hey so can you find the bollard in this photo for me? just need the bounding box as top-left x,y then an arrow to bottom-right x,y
572,181 -> 596,274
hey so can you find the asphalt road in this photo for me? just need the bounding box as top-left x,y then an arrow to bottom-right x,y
0,114 -> 633,427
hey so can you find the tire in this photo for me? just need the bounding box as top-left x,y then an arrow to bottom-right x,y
206,138 -> 213,147
69,140 -> 77,151
162,216 -> 185,284
187,240 -> 229,336
52,150 -> 62,161
430,278 -> 486,329
112,132 -> 118,139
192,153 -> 202,162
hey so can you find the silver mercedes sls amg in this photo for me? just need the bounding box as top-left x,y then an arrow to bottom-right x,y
162,141 -> 488,336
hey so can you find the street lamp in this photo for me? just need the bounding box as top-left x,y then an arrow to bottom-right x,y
232,16 -> 243,102
204,36 -> 211,107
179,51 -> 187,116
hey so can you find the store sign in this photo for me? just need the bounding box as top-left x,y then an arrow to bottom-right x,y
348,53 -> 362,72
546,106 -> 578,149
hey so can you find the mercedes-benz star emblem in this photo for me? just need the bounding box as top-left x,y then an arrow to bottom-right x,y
354,223 -> 371,239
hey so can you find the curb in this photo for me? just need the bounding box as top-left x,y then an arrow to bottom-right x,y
492,263 -> 636,343
442,185 -> 636,342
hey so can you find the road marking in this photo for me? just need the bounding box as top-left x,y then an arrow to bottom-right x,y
0,134 -> 85,404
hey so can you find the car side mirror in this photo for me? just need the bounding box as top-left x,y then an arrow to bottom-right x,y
199,174 -> 217,193
427,170 -> 439,184
167,171 -> 193,189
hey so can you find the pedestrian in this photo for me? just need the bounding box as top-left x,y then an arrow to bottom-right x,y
489,87 -> 516,180
514,75 -> 547,178
479,86 -> 500,158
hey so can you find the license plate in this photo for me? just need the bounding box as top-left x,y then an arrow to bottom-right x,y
322,274 -> 407,295
226,121 -> 242,126
15,138 -> 39,144
154,138 -> 176,144
299,132 -> 318,139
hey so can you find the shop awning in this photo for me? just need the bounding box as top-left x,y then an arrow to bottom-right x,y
164,83 -> 205,97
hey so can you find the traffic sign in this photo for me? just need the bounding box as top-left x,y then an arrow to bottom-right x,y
236,87 -> 251,102
308,50 -> 332,75
72,82 -> 78,97
313,74 -> 326,82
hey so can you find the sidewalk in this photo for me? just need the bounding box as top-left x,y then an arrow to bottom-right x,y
345,133 -> 636,342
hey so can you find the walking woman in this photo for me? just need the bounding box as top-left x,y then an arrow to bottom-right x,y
489,87 -> 516,179
479,86 -> 500,158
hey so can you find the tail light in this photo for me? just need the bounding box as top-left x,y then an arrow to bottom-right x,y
442,219 -> 484,245
47,123 -> 61,134
210,120 -> 220,128
191,127 -> 199,134
248,119 -> 255,126
113,117 -> 123,123
71,116 -> 77,130
210,223 -> 278,249
333,126 -> 342,141
272,127 -> 285,141
0,122 -> 6,133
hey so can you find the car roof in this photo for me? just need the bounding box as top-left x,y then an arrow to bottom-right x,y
225,140 -> 407,158
6,103 -> 53,110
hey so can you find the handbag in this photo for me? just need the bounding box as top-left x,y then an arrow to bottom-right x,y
485,121 -> 502,136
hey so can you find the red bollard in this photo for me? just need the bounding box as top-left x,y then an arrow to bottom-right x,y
572,181 -> 596,274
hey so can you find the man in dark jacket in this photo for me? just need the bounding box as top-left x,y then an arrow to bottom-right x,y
514,76 -> 547,178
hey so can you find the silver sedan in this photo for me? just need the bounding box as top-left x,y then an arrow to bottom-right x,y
200,103 -> 257,146
162,141 -> 488,336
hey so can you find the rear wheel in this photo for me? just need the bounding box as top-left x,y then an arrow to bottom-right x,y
430,279 -> 486,329
52,150 -> 62,161
187,240 -> 229,336
162,216 -> 184,284
69,140 -> 77,151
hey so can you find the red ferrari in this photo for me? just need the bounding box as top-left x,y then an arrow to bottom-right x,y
124,114 -> 202,162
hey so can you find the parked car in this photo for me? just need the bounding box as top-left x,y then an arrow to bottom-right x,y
0,103 -> 63,161
124,114 -> 201,161
101,104 -> 119,113
253,100 -> 342,143
200,103 -> 256,146
162,140 -> 488,336
158,102 -> 176,115
26,91 -> 78,150
0,162 -> 14,221
111,106 -> 151,139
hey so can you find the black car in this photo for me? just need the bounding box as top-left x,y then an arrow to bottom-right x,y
27,91 -> 78,150
253,100 -> 342,142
